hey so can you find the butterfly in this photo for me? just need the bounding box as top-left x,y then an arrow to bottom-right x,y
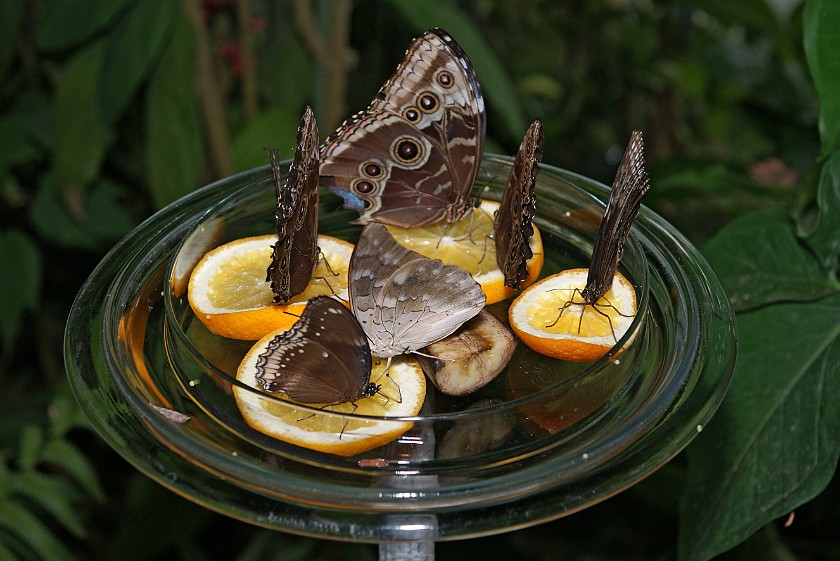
494,119 -> 543,289
581,130 -> 649,304
319,28 -> 486,228
254,296 -> 377,404
349,222 -> 487,358
266,106 -> 320,303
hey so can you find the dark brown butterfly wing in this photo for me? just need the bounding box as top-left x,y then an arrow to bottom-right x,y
266,106 -> 320,303
494,119 -> 543,289
254,296 -> 373,404
349,223 -> 485,357
582,131 -> 650,302
320,28 -> 485,228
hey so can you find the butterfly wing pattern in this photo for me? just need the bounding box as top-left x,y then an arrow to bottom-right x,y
494,119 -> 543,289
266,106 -> 321,303
254,296 -> 375,404
582,130 -> 650,303
349,223 -> 486,357
320,28 -> 486,228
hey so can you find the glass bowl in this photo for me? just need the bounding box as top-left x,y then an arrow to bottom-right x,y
65,155 -> 736,542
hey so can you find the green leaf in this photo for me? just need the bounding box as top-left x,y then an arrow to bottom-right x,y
0,500 -> 77,561
35,0 -> 131,52
803,147 -> 840,274
100,0 -> 178,126
232,107 -> 301,172
40,438 -> 106,502
804,0 -> 840,156
84,180 -> 138,239
17,426 -> 43,472
702,209 -> 838,312
0,118 -> 40,174
0,540 -> 17,561
0,230 -> 41,356
53,39 -> 112,199
9,472 -> 86,538
29,175 -> 136,249
387,1 -> 528,140
6,92 -> 55,151
679,293 -> 840,561
146,12 -> 204,208
0,0 -> 25,78
257,31 -> 313,113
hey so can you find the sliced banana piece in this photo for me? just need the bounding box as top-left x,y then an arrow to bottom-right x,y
417,310 -> 517,396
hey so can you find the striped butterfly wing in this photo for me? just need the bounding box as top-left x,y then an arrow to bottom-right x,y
320,28 -> 485,228
494,119 -> 543,289
582,131 -> 650,303
266,106 -> 320,303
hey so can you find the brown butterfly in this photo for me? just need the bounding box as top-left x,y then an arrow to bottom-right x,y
494,119 -> 543,289
582,130 -> 649,304
254,296 -> 377,404
319,28 -> 486,228
266,106 -> 320,303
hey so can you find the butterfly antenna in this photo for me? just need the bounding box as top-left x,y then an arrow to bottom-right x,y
411,349 -> 456,362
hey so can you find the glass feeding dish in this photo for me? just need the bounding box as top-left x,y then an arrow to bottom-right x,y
65,155 -> 735,542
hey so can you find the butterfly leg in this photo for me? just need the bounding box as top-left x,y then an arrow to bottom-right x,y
546,288 -> 586,329
372,356 -> 403,404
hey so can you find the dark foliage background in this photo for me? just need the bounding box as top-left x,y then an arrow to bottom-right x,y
1,0 -> 839,560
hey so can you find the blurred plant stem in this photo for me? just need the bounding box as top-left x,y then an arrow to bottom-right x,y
237,0 -> 258,122
293,0 -> 353,132
183,0 -> 234,177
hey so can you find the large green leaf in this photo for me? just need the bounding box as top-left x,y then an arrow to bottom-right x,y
387,0 -> 528,141
681,206 -> 840,560
100,0 -> 178,126
802,0 -> 840,273
53,39 -> 112,200
146,12 -> 204,208
702,209 -> 838,312
0,230 -> 41,356
804,0 -> 840,156
803,131 -> 840,274
35,0 -> 131,52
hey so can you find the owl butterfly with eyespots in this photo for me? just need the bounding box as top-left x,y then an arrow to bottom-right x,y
266,106 -> 320,303
319,28 -> 486,229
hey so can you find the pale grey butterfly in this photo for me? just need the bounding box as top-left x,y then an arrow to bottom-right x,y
349,223 -> 486,359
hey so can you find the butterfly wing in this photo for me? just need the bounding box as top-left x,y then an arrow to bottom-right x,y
349,223 -> 425,338
320,28 -> 485,228
371,258 -> 486,356
254,296 -> 372,404
494,119 -> 543,289
349,223 -> 485,357
266,106 -> 320,303
583,131 -> 650,302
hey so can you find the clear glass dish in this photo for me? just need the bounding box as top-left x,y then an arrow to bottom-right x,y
65,155 -> 736,542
